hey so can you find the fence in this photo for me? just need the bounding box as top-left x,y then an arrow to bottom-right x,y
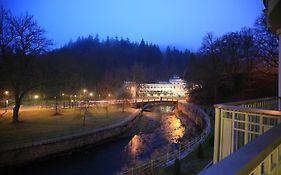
223,97 -> 278,110
120,102 -> 211,175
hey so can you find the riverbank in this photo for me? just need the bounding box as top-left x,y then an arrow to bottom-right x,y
2,103 -> 178,175
0,106 -> 141,168
0,105 -> 134,147
121,101 -> 211,175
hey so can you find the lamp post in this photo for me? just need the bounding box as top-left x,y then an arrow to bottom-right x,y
54,96 -> 58,114
108,93 -> 111,102
71,99 -> 74,108
61,93 -> 65,108
34,95 -> 39,107
82,89 -> 88,126
83,89 -> 87,98
3,91 -> 9,112
5,99 -> 8,112
89,92 -> 93,99
131,86 -> 137,103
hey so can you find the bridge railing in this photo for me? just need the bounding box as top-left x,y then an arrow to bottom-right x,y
119,102 -> 210,175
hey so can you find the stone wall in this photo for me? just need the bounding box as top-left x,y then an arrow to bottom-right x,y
0,110 -> 141,168
177,100 -> 209,129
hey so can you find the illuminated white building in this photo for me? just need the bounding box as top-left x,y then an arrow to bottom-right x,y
124,75 -> 187,98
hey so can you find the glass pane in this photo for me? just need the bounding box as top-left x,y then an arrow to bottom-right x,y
248,124 -> 260,132
235,113 -> 245,121
223,111 -> 232,119
263,117 -> 278,126
249,115 -> 260,123
234,122 -> 245,129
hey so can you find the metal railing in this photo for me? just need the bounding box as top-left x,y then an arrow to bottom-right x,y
120,103 -> 210,175
211,97 -> 281,175
200,123 -> 281,175
223,97 -> 278,110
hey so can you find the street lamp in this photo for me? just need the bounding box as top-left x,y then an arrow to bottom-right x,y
89,92 -> 93,97
5,99 -> 8,112
3,91 -> 9,112
131,86 -> 137,102
34,95 -> 39,106
71,99 -> 74,108
61,93 -> 65,108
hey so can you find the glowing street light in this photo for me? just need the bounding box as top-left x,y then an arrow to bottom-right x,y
89,92 -> 93,97
4,91 -> 9,95
62,93 -> 65,96
108,93 -> 111,97
4,99 -> 8,112
34,95 -> 39,99
83,89 -> 87,93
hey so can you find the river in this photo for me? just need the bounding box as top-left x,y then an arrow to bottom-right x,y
6,104 -> 190,175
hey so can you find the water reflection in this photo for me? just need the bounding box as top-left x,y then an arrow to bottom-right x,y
162,115 -> 185,144
124,105 -> 186,168
13,105 -> 188,175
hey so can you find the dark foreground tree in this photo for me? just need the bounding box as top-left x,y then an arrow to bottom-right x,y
0,8 -> 51,123
254,14 -> 279,69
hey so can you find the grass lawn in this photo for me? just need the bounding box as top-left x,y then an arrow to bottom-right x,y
157,113 -> 215,175
0,104 -> 136,148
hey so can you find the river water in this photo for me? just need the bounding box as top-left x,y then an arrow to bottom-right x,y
6,104 -> 188,175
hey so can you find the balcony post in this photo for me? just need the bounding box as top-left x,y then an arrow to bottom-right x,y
213,107 -> 221,164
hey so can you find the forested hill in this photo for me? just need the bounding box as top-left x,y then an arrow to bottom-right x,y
44,35 -> 191,96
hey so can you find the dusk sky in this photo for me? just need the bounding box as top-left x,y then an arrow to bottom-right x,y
1,0 -> 264,51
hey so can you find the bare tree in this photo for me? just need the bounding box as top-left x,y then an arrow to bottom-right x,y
0,8 -> 51,123
0,8 -> 13,59
254,14 -> 279,68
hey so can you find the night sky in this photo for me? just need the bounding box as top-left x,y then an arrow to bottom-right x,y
1,0 -> 264,51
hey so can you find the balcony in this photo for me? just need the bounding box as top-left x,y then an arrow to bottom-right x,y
200,97 -> 281,175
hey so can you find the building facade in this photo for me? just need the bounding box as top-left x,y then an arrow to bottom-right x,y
124,75 -> 188,98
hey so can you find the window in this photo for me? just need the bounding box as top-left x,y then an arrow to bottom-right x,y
234,130 -> 245,151
234,121 -> 245,129
248,133 -> 258,142
235,113 -> 245,121
248,124 -> 260,132
263,117 -> 277,126
223,111 -> 232,119
249,115 -> 260,123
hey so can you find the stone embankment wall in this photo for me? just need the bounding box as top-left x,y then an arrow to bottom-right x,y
177,101 -> 209,130
0,110 -> 141,168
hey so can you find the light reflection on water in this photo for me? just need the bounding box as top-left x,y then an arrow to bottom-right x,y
162,115 -> 185,144
11,105 -> 188,175
128,135 -> 142,157
123,105 -> 186,168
